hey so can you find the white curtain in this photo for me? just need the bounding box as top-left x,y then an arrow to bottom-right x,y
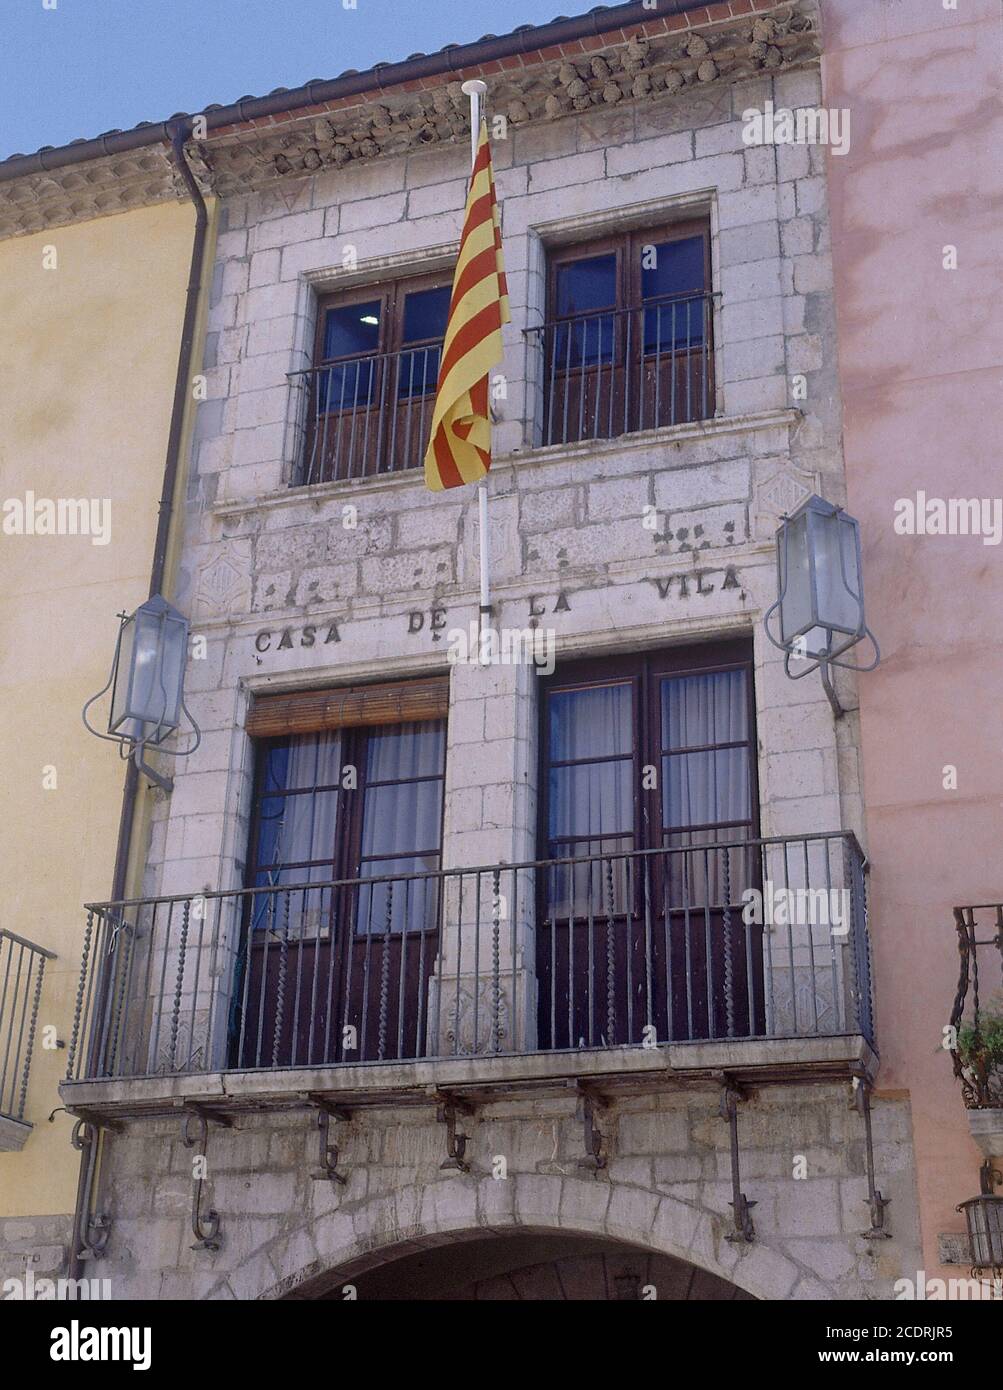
358,720 -> 445,935
253,731 -> 342,935
661,670 -> 749,832
548,683 -> 633,846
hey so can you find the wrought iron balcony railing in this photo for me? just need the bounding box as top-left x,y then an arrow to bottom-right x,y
526,290 -> 717,448
289,340 -> 444,486
949,903 -> 1003,1109
286,290 -> 719,487
66,833 -> 871,1083
1,929 -> 56,1126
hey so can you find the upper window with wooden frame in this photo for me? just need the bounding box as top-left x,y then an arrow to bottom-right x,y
537,219 -> 714,447
295,272 -> 452,486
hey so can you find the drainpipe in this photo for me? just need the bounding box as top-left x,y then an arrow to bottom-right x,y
68,119 -> 210,1281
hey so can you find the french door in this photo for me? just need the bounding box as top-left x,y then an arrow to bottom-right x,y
537,640 -> 763,1049
234,716 -> 446,1067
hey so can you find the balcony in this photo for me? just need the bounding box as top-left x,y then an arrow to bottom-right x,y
63,833 -> 874,1117
0,929 -> 56,1151
286,290 -> 716,488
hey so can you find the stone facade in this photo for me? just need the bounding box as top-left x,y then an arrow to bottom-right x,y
39,5 -> 925,1301
76,1082 -> 920,1301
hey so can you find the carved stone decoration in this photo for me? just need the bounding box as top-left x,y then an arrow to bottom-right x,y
0,1 -> 819,238
753,462 -> 820,540
444,978 -> 510,1056
193,542 -> 252,618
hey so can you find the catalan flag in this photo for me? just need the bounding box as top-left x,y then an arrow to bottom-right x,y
423,120 -> 510,491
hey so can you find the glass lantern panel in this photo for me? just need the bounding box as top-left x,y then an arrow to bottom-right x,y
778,509 -> 814,646
811,509 -> 862,638
109,614 -> 138,738
129,606 -> 184,739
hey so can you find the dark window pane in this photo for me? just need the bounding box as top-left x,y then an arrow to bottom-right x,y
544,845 -> 632,920
355,857 -> 440,935
556,253 -> 616,317
248,876 -> 335,940
396,343 -> 442,398
553,313 -> 616,370
549,684 -> 633,761
361,780 -> 444,858
641,237 -> 707,352
662,748 -> 751,831
402,285 -> 450,344
549,762 -> 634,842
643,295 -> 707,352
662,829 -> 754,908
263,731 -> 343,791
640,237 -> 705,300
317,357 -> 377,414
366,722 -> 445,781
322,301 -> 381,360
661,670 -> 748,751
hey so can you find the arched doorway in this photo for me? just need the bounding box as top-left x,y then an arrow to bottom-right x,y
300,1231 -> 757,1301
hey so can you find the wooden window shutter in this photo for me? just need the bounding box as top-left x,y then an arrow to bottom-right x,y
246,677 -> 449,739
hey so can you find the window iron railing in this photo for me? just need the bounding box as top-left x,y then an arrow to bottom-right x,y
526,289 -> 718,448
67,832 -> 872,1082
949,903 -> 1003,1108
289,339 -> 444,486
1,929 -> 56,1126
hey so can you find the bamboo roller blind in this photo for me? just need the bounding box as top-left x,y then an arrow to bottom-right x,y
246,677 -> 449,739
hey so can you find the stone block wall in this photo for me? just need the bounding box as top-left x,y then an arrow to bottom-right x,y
77,1083 -> 921,1300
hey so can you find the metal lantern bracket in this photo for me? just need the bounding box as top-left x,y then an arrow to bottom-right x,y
82,604 -> 202,793
851,1076 -> 891,1239
180,1106 -> 231,1253
69,1116 -> 121,1262
574,1081 -> 609,1173
308,1096 -> 352,1186
434,1091 -> 474,1173
763,502 -> 881,719
718,1079 -> 756,1243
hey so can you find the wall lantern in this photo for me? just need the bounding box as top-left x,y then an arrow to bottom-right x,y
82,595 -> 201,793
763,493 -> 879,718
957,1162 -> 1003,1280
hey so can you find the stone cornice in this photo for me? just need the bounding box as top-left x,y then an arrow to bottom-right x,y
0,3 -> 817,240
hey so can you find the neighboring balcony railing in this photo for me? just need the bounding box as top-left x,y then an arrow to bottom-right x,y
1,930 -> 56,1125
289,339 -> 444,486
67,833 -> 872,1083
527,289 -> 717,448
949,903 -> 1003,1108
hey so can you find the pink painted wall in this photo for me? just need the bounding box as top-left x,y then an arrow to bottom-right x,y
821,0 -> 1003,1275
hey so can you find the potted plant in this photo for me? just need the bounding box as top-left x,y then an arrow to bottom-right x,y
955,1002 -> 1003,1156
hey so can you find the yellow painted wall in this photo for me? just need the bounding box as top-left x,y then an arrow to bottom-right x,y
0,197 -> 213,1217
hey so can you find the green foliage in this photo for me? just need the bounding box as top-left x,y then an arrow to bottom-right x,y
957,1011 -> 1003,1069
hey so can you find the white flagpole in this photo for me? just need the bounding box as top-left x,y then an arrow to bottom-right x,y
461,78 -> 492,637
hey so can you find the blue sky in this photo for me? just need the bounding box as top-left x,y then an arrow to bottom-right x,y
0,0 -> 598,161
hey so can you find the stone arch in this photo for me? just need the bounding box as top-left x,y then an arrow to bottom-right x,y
204,1171 -> 817,1301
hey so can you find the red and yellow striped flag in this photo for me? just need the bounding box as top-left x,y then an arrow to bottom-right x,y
423,120 -> 510,491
